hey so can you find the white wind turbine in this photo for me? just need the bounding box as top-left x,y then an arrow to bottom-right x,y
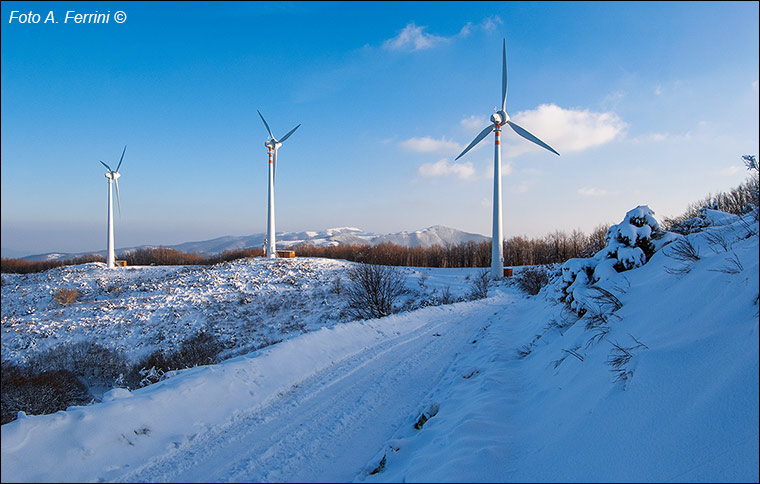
100,145 -> 126,268
257,110 -> 300,259
455,39 -> 559,280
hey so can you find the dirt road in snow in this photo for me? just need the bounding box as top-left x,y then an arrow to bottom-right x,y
112,298 -> 509,483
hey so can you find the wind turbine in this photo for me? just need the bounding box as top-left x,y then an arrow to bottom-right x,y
455,39 -> 559,280
257,110 -> 300,259
100,145 -> 126,269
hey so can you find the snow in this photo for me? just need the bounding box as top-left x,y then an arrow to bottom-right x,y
2,211 -> 758,483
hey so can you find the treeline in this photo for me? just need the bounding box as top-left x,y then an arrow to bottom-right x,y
293,225 -> 609,268
2,229 -> 612,274
663,172 -> 760,228
1,254 -> 105,274
1,248 -> 264,274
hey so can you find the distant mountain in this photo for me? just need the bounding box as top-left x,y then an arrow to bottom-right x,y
370,225 -> 488,248
19,226 -> 489,261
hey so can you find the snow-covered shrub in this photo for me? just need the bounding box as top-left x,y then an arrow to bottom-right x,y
137,330 -> 224,377
468,269 -> 491,300
24,340 -> 132,388
345,264 -> 406,319
559,206 -> 678,314
516,266 -> 551,296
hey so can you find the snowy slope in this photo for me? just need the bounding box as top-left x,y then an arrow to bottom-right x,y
2,212 -> 758,483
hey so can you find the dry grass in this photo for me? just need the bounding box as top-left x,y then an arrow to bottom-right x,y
53,288 -> 80,306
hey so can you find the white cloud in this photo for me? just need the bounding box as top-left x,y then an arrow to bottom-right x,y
383,17 -> 501,52
577,187 -> 609,197
481,15 -> 503,31
504,104 -> 627,157
401,136 -> 461,154
418,159 -> 475,180
383,23 -> 449,51
460,115 -> 487,133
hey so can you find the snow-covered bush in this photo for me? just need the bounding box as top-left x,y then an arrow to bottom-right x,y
559,206 -> 678,314
345,264 -> 406,319
516,265 -> 551,296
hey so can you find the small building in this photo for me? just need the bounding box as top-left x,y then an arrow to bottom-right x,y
276,250 -> 296,258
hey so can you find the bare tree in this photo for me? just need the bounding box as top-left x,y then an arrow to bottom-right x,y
345,263 -> 406,319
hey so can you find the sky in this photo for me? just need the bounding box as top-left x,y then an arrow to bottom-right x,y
1,1 -> 758,256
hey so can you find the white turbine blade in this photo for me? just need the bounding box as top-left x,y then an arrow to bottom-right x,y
113,176 -> 121,216
278,124 -> 300,144
100,160 -> 113,172
257,110 -> 275,140
455,124 -> 494,160
506,120 -> 560,156
116,145 -> 126,172
501,38 -> 507,112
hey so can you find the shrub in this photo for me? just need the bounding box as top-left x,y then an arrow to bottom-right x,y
1,362 -> 91,424
53,288 -> 80,306
136,331 -> 224,383
516,266 -> 550,295
468,269 -> 491,300
560,206 -> 678,313
345,263 -> 406,319
26,341 -> 132,387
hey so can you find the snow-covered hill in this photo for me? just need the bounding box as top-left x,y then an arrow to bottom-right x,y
1,209 -> 758,482
18,225 -> 487,261
370,225 -> 488,248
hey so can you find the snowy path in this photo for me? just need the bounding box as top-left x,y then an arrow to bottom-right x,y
111,297 -> 510,483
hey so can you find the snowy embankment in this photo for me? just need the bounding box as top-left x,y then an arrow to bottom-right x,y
362,211 -> 759,483
1,209 -> 758,483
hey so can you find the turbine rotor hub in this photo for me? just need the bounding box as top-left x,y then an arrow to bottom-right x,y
491,110 -> 509,126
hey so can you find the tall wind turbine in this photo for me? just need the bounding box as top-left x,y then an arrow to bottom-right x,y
257,110 -> 300,259
455,39 -> 559,280
100,145 -> 126,268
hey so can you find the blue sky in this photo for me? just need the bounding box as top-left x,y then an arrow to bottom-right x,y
2,1 -> 758,256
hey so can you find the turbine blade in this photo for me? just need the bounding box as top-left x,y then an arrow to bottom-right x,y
113,176 -> 121,216
455,124 -> 494,160
116,145 -> 126,172
257,110 -> 275,140
506,120 -> 560,156
100,160 -> 113,172
278,124 -> 300,143
502,38 -> 507,112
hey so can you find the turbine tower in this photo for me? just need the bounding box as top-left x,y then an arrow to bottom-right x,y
100,146 -> 126,269
455,39 -> 559,280
257,110 -> 300,259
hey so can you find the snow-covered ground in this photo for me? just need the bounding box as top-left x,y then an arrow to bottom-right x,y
1,211 -> 758,482
1,258 -> 478,369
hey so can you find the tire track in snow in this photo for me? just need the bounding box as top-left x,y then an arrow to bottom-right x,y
111,300 -> 502,483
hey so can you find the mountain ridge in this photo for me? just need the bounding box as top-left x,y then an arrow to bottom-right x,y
17,225 -> 489,261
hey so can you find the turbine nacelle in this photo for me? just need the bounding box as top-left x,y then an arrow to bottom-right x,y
490,110 -> 509,126
265,140 -> 282,150
104,171 -> 121,180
